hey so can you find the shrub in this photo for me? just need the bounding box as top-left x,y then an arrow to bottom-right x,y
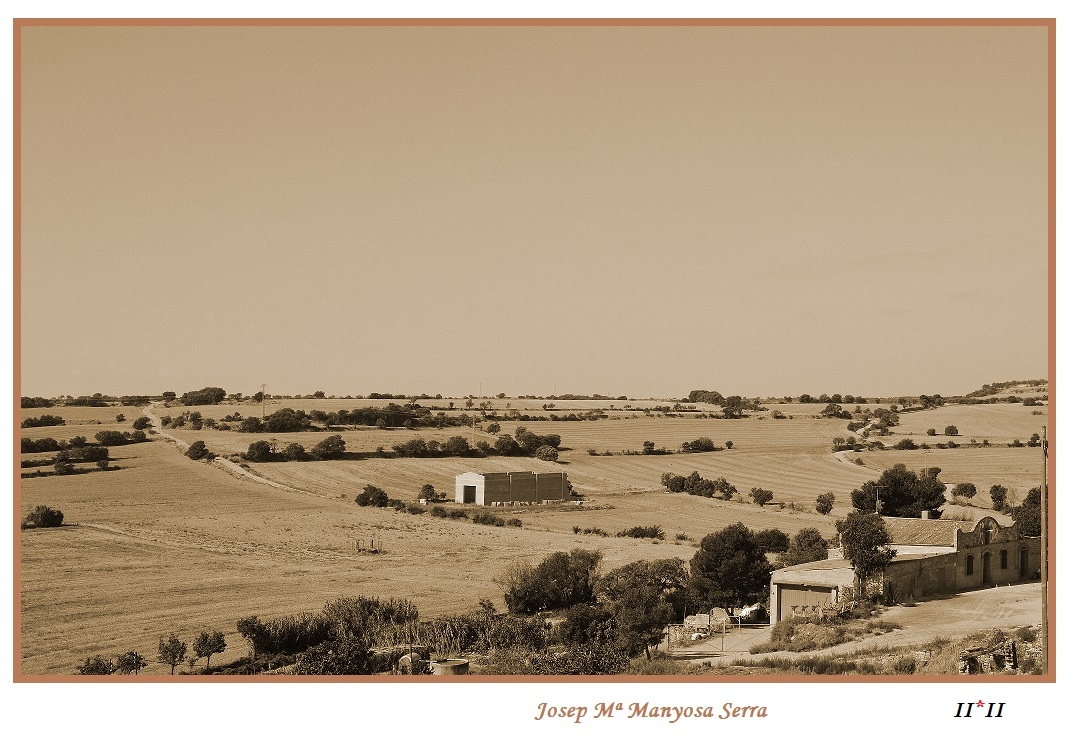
77,655 -> 116,675
472,511 -> 505,527
21,414 -> 65,428
616,525 -> 664,540
926,428 -> 937,436
430,505 -> 449,518
944,425 -> 959,436
894,438 -> 918,450
405,503 -> 426,515
54,460 -> 76,475
506,518 -> 523,528
132,416 -> 152,430
447,509 -> 469,520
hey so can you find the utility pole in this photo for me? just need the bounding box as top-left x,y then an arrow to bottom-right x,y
261,384 -> 267,419
1041,424 -> 1048,674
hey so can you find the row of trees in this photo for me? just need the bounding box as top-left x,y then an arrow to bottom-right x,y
78,631 -> 226,675
243,435 -> 346,462
660,471 -> 737,499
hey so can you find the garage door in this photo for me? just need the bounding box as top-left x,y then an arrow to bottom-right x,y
778,585 -> 835,621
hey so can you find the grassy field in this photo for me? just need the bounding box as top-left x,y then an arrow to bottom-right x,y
18,395 -> 1045,674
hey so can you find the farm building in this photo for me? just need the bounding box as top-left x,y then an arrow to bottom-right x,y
769,515 -> 1041,625
454,471 -> 567,505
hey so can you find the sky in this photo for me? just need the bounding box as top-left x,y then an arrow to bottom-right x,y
17,22 -> 1050,400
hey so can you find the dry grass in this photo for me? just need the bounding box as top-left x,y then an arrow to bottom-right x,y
19,400 -> 1043,675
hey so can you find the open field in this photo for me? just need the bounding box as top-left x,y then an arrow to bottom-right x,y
18,396 -> 1046,674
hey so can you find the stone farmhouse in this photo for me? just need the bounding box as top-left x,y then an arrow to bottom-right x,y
769,515 -> 1041,625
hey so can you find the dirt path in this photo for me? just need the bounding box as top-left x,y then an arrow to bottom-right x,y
139,403 -> 313,496
677,583 -> 1042,666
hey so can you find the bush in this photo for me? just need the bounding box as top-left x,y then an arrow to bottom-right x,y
77,655 -> 116,675
132,416 -> 152,430
22,505 -> 63,529
616,525 -> 665,540
21,414 -> 65,428
472,512 -> 506,527
944,425 -> 959,436
430,505 -> 449,518
355,485 -> 390,507
894,438 -> 918,450
506,518 -> 523,527
926,428 -> 937,436
447,509 -> 469,520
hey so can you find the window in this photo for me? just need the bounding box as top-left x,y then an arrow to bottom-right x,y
966,555 -> 974,575
1001,550 -> 1008,569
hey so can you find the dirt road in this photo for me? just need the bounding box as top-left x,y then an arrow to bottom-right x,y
677,583 -> 1042,665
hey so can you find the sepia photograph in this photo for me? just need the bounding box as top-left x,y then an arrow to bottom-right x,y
13,14 -> 1053,697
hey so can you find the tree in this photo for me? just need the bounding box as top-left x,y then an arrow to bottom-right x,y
815,492 -> 835,515
114,651 -> 147,675
1010,487 -> 1042,537
94,430 -> 127,446
953,482 -> 977,499
494,434 -> 522,456
780,528 -> 829,567
355,484 -> 390,507
500,549 -> 602,615
595,559 -> 687,658
244,440 -> 273,462
926,428 -> 937,436
418,484 -> 439,501
115,414 -> 126,423
236,616 -> 269,660
192,630 -> 226,669
989,484 -> 1008,512
486,422 -> 501,434
836,512 -> 896,594
309,434 -> 346,460
749,487 -> 774,507
944,425 -> 959,436
754,528 -> 789,553
132,416 -> 152,430
157,634 -> 188,675
535,445 -> 559,462
77,655 -> 116,675
22,505 -> 63,528
185,440 -> 211,460
689,523 -> 772,614
850,464 -> 946,517
282,442 -> 307,461
180,387 -> 227,406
